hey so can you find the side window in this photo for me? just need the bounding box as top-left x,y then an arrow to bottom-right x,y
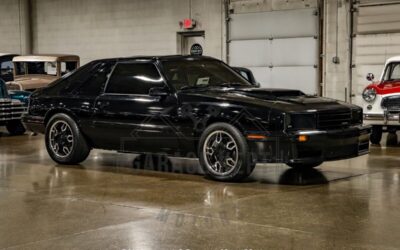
76,62 -> 114,96
390,64 -> 400,80
47,61 -> 97,95
1,61 -> 14,76
106,63 -> 164,95
15,62 -> 26,75
61,61 -> 78,76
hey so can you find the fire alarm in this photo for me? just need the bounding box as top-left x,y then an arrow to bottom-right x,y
182,18 -> 196,29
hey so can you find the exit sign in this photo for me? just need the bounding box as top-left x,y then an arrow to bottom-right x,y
182,18 -> 196,29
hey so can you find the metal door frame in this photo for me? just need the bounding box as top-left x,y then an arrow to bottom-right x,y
177,31 -> 205,55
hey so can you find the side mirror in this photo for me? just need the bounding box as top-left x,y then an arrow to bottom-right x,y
366,73 -> 375,82
149,87 -> 170,97
254,82 -> 261,88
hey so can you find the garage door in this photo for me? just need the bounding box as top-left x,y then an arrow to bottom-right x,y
228,8 -> 319,95
352,1 -> 400,105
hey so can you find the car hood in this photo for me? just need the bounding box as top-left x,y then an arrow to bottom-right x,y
8,75 -> 58,90
179,88 -> 357,113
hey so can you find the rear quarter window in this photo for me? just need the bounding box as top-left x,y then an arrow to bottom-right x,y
105,63 -> 164,95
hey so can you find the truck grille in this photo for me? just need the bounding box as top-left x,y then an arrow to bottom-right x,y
381,95 -> 400,110
317,109 -> 352,129
0,99 -> 27,121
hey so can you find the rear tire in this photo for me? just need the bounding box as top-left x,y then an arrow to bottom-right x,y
45,113 -> 91,164
286,162 -> 323,169
370,125 -> 383,145
198,122 -> 255,182
6,120 -> 26,135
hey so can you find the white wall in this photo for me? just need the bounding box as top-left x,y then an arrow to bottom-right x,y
323,0 -> 351,102
31,0 -> 224,64
0,0 -> 31,54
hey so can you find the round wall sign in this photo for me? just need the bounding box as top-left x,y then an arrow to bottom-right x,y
190,43 -> 203,56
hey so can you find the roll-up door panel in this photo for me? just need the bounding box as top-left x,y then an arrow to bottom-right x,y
230,8 -> 318,40
229,8 -> 319,95
248,66 -> 317,95
271,37 -> 318,66
229,40 -> 270,67
358,0 -> 400,5
356,3 -> 400,34
230,37 -> 317,67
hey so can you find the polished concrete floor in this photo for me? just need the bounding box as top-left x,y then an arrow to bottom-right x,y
1,131 -> 400,250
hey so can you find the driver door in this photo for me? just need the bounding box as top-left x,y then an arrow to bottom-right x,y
91,61 -> 180,154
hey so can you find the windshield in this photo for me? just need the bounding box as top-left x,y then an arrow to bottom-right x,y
15,61 -> 78,76
161,59 -> 251,90
383,62 -> 400,81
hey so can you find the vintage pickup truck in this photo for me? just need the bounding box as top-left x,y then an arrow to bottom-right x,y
362,56 -> 400,144
6,54 -> 80,91
0,78 -> 29,135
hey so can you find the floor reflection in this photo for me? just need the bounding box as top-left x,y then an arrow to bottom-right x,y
277,168 -> 328,185
50,152 -> 362,186
131,154 -> 203,175
132,154 -> 173,172
386,133 -> 400,147
130,155 -> 330,185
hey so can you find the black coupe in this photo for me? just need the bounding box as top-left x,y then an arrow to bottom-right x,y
23,56 -> 370,181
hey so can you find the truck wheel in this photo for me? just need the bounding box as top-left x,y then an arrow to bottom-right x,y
370,125 -> 383,145
198,123 -> 256,182
6,120 -> 26,135
45,113 -> 91,165
287,162 -> 323,169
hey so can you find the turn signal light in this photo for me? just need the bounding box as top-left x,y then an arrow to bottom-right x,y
247,134 -> 267,140
298,135 -> 309,142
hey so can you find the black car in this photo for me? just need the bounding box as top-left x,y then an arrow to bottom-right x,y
23,56 -> 370,181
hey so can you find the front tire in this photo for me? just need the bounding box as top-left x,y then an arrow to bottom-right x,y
6,120 -> 26,135
45,113 -> 91,164
287,162 -> 323,169
370,125 -> 383,144
198,123 -> 255,182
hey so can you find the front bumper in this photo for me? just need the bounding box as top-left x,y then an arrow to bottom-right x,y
248,125 -> 371,164
364,112 -> 400,126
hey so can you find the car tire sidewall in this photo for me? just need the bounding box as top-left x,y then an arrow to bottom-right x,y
45,114 -> 83,164
198,123 -> 253,181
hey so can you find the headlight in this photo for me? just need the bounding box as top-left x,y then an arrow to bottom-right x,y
362,88 -> 377,102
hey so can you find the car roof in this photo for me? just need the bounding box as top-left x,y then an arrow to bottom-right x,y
13,54 -> 80,62
0,53 -> 18,58
386,56 -> 400,64
93,55 -> 218,63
